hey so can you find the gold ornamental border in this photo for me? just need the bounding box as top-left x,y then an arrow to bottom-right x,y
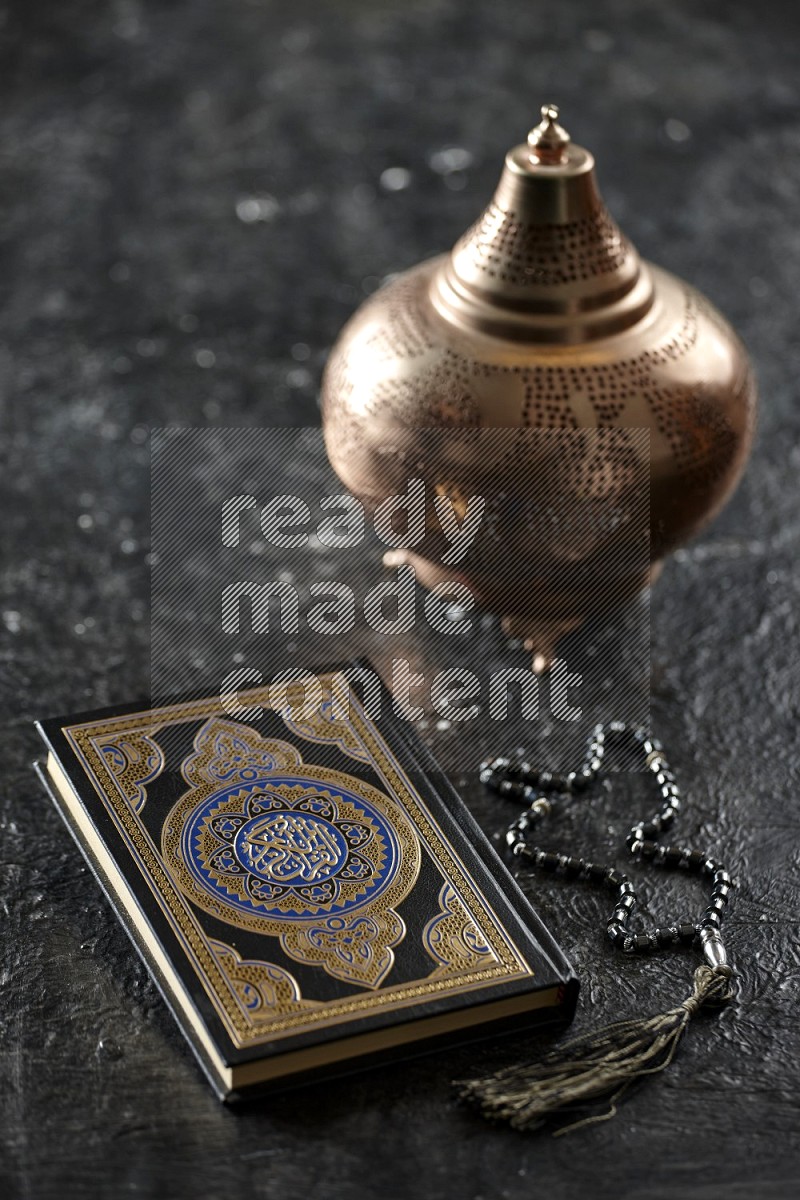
63,680 -> 534,1049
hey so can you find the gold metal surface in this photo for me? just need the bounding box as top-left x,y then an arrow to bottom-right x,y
527,104 -> 571,166
321,106 -> 757,666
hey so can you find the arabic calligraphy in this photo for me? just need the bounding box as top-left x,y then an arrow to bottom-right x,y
237,812 -> 348,884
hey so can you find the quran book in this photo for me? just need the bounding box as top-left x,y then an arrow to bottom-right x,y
35,664 -> 577,1100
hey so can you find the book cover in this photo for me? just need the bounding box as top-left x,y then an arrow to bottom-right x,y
35,663 -> 577,1100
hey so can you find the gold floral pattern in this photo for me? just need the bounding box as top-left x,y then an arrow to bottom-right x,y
95,730 -> 164,813
208,939 -> 317,1022
423,882 -> 498,977
280,684 -> 371,765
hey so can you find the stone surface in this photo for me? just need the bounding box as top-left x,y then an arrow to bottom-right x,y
2,1 -> 800,1197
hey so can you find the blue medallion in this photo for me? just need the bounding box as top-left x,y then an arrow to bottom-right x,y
180,775 -> 400,921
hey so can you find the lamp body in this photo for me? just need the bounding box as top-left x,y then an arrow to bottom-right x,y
321,110 -> 757,665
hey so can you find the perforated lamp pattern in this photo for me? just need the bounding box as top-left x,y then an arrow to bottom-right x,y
321,106 -> 757,667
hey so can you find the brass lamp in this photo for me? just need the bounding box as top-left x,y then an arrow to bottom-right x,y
321,106 -> 757,668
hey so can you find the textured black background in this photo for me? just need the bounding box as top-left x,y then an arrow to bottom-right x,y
2,1 -> 800,1196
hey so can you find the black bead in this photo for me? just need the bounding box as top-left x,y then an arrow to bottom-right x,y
633,933 -> 654,952
637,840 -> 657,859
656,927 -> 676,946
539,852 -> 559,872
589,864 -> 608,883
678,922 -> 697,942
663,846 -> 685,867
605,869 -> 626,888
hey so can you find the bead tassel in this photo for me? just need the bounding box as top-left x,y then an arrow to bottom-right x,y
457,965 -> 734,1135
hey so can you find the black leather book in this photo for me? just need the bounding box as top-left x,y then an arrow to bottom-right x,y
35,663 -> 577,1100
